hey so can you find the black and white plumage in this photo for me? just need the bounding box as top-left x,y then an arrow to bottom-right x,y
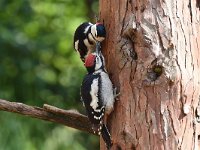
73,22 -> 106,62
80,43 -> 114,149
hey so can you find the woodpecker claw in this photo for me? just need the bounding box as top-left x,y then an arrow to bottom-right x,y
113,87 -> 120,100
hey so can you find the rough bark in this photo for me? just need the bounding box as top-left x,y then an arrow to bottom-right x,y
0,99 -> 95,135
100,0 -> 200,149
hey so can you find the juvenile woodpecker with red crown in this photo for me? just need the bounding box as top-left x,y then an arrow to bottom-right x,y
80,43 -> 115,149
73,22 -> 106,62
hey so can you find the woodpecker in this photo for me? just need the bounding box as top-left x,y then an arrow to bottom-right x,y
80,43 -> 114,149
73,22 -> 106,62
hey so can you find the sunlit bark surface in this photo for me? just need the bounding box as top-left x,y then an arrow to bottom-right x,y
100,0 -> 200,149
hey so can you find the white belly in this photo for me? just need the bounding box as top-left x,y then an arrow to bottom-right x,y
100,72 -> 114,114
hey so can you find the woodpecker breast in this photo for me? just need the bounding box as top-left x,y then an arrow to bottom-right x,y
99,71 -> 114,115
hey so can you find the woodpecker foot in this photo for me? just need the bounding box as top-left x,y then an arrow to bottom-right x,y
113,87 -> 120,100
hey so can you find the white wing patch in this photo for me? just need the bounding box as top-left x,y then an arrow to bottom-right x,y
83,38 -> 94,54
83,38 -> 90,48
90,78 -> 99,110
84,25 -> 91,34
74,40 -> 79,51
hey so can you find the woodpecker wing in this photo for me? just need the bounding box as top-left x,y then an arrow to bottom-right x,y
81,73 -> 113,149
81,73 -> 105,126
73,22 -> 93,60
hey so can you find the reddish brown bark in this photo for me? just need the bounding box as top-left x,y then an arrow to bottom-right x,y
100,0 -> 200,149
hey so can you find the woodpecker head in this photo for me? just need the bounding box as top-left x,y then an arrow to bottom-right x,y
91,23 -> 106,42
84,52 -> 105,73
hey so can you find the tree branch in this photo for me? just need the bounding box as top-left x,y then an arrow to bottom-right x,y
0,99 -> 96,135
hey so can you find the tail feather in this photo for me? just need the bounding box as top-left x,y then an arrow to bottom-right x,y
101,124 -> 112,149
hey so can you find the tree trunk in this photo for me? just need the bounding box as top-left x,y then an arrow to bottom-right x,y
100,0 -> 200,149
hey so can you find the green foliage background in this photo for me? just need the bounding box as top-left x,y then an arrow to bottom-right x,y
0,0 -> 99,149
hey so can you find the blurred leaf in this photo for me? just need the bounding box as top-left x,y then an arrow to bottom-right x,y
0,0 -> 99,149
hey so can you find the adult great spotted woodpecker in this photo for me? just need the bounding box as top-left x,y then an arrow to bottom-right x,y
80,43 -> 115,149
73,22 -> 106,62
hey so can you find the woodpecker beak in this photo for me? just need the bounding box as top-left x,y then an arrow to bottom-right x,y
95,42 -> 101,55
